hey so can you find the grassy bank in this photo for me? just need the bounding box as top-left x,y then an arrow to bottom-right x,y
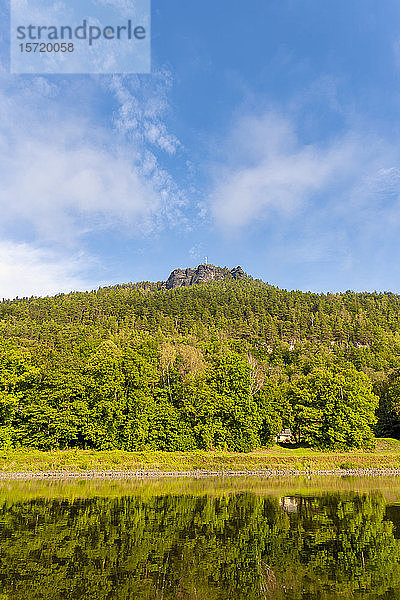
0,438 -> 400,473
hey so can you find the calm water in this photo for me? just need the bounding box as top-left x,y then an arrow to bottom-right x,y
1,477 -> 400,599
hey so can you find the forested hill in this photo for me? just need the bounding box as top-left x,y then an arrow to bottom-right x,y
2,266 -> 400,452
1,272 -> 400,347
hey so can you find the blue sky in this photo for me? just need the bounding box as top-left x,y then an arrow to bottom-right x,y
2,0 -> 400,297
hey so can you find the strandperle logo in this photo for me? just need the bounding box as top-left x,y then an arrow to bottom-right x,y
10,0 -> 151,74
16,20 -> 147,46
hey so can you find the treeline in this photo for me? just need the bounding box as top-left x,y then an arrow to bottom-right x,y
1,278 -> 400,450
3,280 -> 400,346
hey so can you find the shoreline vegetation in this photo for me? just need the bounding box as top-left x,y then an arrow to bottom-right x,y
2,273 -> 400,455
5,272 -> 400,458
2,438 -> 400,477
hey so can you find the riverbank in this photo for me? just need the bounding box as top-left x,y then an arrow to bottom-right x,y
2,467 -> 400,480
0,438 -> 400,476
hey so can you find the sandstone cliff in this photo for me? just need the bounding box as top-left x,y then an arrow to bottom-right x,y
164,264 -> 246,290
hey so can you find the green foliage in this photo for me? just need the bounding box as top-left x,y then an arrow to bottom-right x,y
0,344 -> 39,448
289,368 -> 378,449
1,277 -> 400,450
255,380 -> 289,446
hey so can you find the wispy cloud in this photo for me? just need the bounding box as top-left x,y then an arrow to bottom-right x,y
0,71 -> 186,245
0,133 -> 160,245
0,241 -> 93,299
94,0 -> 142,20
110,72 -> 181,154
209,111 -> 400,231
109,73 -> 187,226
0,64 -> 187,296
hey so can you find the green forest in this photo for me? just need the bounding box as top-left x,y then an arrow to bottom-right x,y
1,273 -> 400,451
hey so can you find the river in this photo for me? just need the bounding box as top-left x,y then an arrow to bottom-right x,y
0,476 -> 399,599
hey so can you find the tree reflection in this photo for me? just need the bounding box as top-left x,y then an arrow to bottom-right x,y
0,491 -> 398,599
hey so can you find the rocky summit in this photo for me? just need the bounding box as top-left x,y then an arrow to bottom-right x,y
165,264 -> 246,290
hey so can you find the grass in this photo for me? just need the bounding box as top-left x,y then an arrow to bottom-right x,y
1,438 -> 400,473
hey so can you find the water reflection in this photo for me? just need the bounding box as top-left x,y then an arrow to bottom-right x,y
0,484 -> 399,598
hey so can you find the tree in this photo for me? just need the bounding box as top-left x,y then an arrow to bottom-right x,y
81,341 -> 125,449
0,344 -> 39,448
254,379 -> 291,446
209,353 -> 261,451
288,367 -> 378,449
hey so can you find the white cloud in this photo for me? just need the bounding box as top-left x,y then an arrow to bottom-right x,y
0,241 -> 92,299
95,0 -> 140,19
189,243 -> 204,262
108,74 -> 187,227
0,135 -> 159,244
209,112 -> 397,229
0,67 -> 185,297
0,71 -> 184,246
110,73 -> 181,155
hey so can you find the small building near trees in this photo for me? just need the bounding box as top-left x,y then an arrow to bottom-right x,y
275,429 -> 294,443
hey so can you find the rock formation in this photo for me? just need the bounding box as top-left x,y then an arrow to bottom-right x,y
165,264 -> 246,290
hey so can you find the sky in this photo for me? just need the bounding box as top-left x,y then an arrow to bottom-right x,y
2,0 -> 400,298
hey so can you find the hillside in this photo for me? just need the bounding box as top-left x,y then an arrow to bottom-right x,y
1,265 -> 400,452
2,267 -> 400,347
